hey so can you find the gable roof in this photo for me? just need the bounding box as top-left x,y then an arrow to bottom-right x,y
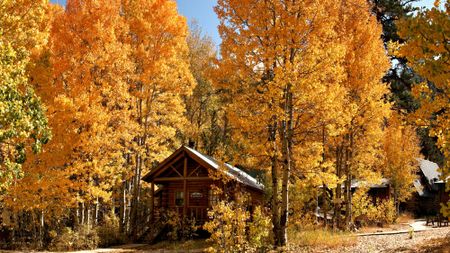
142,146 -> 264,192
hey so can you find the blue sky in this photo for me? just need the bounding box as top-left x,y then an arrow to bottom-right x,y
50,0 -> 436,47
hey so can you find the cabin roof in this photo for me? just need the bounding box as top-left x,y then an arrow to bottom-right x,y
418,158 -> 445,184
142,146 -> 264,191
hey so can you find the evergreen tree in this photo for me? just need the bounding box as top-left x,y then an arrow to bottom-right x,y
371,0 -> 444,164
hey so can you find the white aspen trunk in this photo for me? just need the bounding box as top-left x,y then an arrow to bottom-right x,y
86,202 -> 91,229
94,198 -> 99,225
279,87 -> 293,246
80,202 -> 85,225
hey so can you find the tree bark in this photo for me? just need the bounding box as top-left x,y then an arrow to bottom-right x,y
269,117 -> 280,247
119,181 -> 126,233
279,86 -> 293,246
334,146 -> 343,230
344,134 -> 353,230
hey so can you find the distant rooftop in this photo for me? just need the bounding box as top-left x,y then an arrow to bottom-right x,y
351,178 -> 390,189
418,158 -> 445,184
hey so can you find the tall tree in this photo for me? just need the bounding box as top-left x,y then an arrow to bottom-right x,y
382,113 -> 421,216
214,0 -> 349,246
0,0 -> 51,191
122,0 -> 195,235
329,0 -> 391,230
183,22 -> 230,157
371,0 -> 419,112
41,0 -> 137,227
371,0 -> 444,164
396,0 -> 450,217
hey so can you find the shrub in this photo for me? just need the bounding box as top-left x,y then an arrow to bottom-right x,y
204,200 -> 248,253
291,212 -> 319,230
204,200 -> 272,253
352,188 -> 396,226
48,225 -> 99,251
288,228 -> 356,250
96,213 -> 126,247
163,209 -> 198,241
248,206 -> 272,252
375,199 -> 396,225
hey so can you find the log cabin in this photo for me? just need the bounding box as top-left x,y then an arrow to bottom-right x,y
142,146 -> 265,224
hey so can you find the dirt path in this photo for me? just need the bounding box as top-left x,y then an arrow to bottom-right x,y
328,226 -> 450,253
83,226 -> 450,253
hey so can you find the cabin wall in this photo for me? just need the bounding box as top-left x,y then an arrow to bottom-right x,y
148,148 -> 265,224
163,180 -> 213,208
159,181 -> 264,208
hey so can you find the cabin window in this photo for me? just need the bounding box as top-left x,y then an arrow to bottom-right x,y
208,189 -> 219,207
175,191 -> 184,206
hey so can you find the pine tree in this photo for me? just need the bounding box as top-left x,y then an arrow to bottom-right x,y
396,0 -> 450,217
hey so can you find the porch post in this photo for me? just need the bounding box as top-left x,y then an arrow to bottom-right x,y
150,181 -> 155,221
183,156 -> 187,218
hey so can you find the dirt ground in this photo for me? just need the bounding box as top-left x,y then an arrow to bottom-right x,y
127,226 -> 450,253
1,224 -> 448,253
296,226 -> 450,253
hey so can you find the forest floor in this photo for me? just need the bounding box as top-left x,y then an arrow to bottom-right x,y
69,224 -> 449,253
0,221 -> 448,253
108,224 -> 450,253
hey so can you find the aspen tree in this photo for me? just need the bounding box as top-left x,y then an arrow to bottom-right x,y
46,0 -> 136,226
122,0 -> 195,235
214,0 -> 347,245
382,113 -> 421,216
330,0 -> 390,230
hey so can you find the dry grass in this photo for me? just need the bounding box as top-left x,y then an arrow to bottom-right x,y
288,228 -> 357,250
137,239 -> 211,251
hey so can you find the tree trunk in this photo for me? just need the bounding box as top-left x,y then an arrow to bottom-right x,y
321,125 -> 328,228
40,210 -> 44,248
344,162 -> 352,230
85,202 -> 91,228
119,181 -> 126,233
344,134 -> 354,230
80,202 -> 85,225
279,87 -> 293,246
334,147 -> 342,230
394,188 -> 400,217
322,185 -> 329,228
269,117 -> 280,247
94,198 -> 99,226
